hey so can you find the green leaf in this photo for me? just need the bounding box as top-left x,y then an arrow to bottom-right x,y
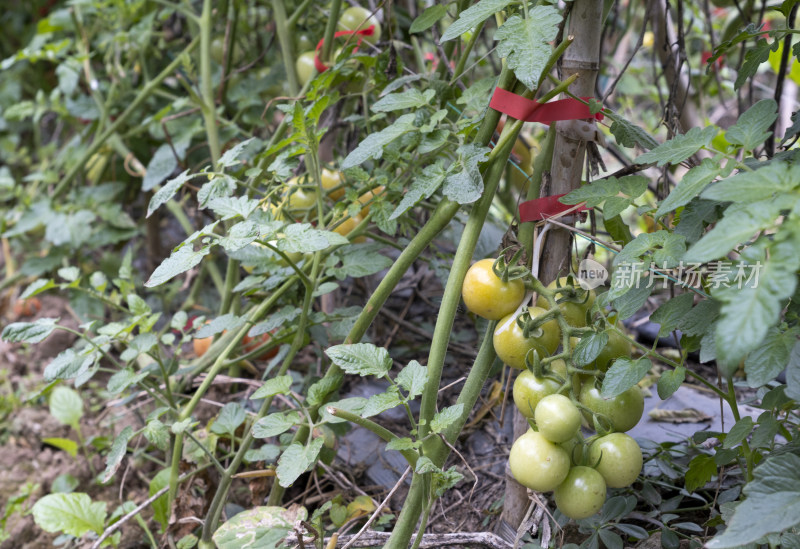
442,144 -> 491,204
49,386 -> 83,429
707,454 -> 800,547
726,99 -> 778,151
195,313 -> 246,338
611,282 -> 654,320
21,278 -> 56,298
397,361 -> 428,400
723,417 -> 754,449
608,115 -> 659,150
561,178 -> 620,207
102,426 -> 133,483
149,469 -> 170,532
386,437 -> 416,451
32,493 -> 106,538
601,358 -> 651,398
441,0 -> 513,42
431,403 -> 464,433
684,200 -> 783,263
107,368 -> 149,395
251,375 -> 293,400
249,306 -> 301,337
655,158 -> 723,217
678,300 -> 720,336
415,456 -> 440,474
744,328 -> 795,387
276,438 -> 325,487
390,162 -> 446,219
613,230 -> 686,269
650,293 -> 695,338
320,397 -> 367,424
207,196 -> 261,219
657,367 -> 685,399
147,170 -> 191,217
145,243 -> 211,287
433,466 -> 464,498
604,196 -> 632,219
218,137 -> 256,169
572,332 -> 609,366
786,342 -> 800,401
280,223 -> 347,253
143,145 -> 180,192
702,162 -> 800,203
361,388 -> 403,418
2,317 -> 58,343
341,113 -> 416,169
494,7 -> 562,90
371,89 -> 433,113
211,402 -> 246,436
325,343 -> 393,377
144,419 -> 170,451
637,126 -> 717,167
252,411 -> 301,438
410,5 -> 447,33
212,505 -> 307,549
714,236 -> 800,369
734,39 -> 776,90
685,455 -> 716,493
42,437 -> 79,458
44,348 -> 98,381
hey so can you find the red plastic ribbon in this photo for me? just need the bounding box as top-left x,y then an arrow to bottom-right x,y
490,87 -> 604,124
313,25 -> 376,73
519,193 -> 589,223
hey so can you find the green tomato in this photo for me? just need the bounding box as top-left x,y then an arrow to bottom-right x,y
509,430 -> 570,492
512,359 -> 567,418
462,258 -> 526,320
494,307 -> 561,370
595,321 -> 632,372
535,394 -> 581,443
337,6 -> 382,45
558,432 -> 584,465
554,466 -> 607,520
295,50 -> 318,86
295,33 -> 315,52
536,276 -> 596,327
589,433 -> 643,488
285,176 -> 318,212
578,383 -> 644,433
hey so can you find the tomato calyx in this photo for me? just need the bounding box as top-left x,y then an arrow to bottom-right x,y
518,307 -> 559,339
492,247 -> 528,283
549,274 -> 592,306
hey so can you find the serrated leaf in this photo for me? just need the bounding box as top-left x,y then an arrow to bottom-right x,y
143,145 -> 179,192
147,170 -> 191,217
212,505 -> 307,549
396,361 -> 427,400
442,144 -> 490,204
601,358 -> 651,398
609,116 -> 659,150
573,332 -> 609,366
702,162 -> 800,203
431,403 -> 464,433
145,244 -> 210,287
386,437 -> 416,451
2,317 -> 58,343
197,175 -> 236,208
102,426 -> 133,483
734,39 -> 775,90
307,372 -> 344,407
604,196 -> 632,219
49,386 -> 83,428
361,389 -> 403,418
218,137 -> 255,168
714,237 -> 800,369
723,416 -> 754,448
325,343 -> 393,377
280,223 -> 346,253
685,454 -> 716,493
251,375 -> 293,400
144,419 -> 170,451
441,0 -> 513,42
252,411 -> 301,438
561,178 -> 620,207
21,278 -> 56,298
637,126 -> 717,167
657,367 -> 685,399
707,454 -> 800,547
726,99 -> 777,150
44,348 -> 97,381
107,368 -> 149,395
276,438 -> 325,487
42,437 -> 79,457
656,158 -> 723,217
678,300 -> 720,336
371,89 -> 432,113
410,5 -> 447,33
211,402 -> 246,436
650,293 -> 695,338
415,456 -> 440,474
342,114 -> 416,169
207,196 -> 261,219
196,313 -> 246,338
745,328 -> 795,387
390,162 -> 446,219
493,8 -> 562,90
32,493 -> 106,538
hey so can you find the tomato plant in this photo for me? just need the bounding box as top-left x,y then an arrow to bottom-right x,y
509,430 -> 571,492
534,394 -> 581,443
462,258 -> 526,320
588,432 -> 643,488
579,383 -> 645,433
512,359 -> 566,418
494,306 -> 560,369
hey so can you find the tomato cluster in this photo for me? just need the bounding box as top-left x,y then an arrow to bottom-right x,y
462,266 -> 645,521
296,7 -> 382,86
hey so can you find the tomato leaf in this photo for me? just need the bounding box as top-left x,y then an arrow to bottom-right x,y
276,438 -> 325,487
251,375 -> 293,400
655,158 -> 723,217
212,505 -> 307,549
441,0 -> 513,42
724,99 -> 777,151
685,455 -> 716,493
744,328 -> 796,387
601,358 -> 651,399
657,367 -> 685,400
252,411 -> 301,438
430,404 -> 464,433
2,317 -> 59,343
390,162 -> 446,219
493,7 -> 562,90
211,402 -> 246,437
341,113 -> 416,169
371,89 -> 434,113
572,332 -> 608,366
102,426 -> 133,483
49,386 -> 83,429
397,361 -> 428,400
637,126 -> 717,167
361,388 -> 403,418
723,417 -> 754,449
325,343 -> 393,377
145,243 -> 212,287
410,5 -> 447,34
650,293 -> 695,338
702,162 -> 799,203
707,454 -> 800,547
442,144 -> 490,204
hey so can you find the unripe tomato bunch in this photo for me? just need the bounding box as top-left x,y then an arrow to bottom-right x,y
296,6 -> 382,86
461,258 -> 645,520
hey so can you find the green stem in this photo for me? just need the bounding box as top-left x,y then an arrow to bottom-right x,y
449,20 -> 485,85
727,377 -> 755,482
53,36 -> 200,198
320,0 -> 343,64
519,124 -> 557,259
272,0 -> 300,96
199,0 -> 220,168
